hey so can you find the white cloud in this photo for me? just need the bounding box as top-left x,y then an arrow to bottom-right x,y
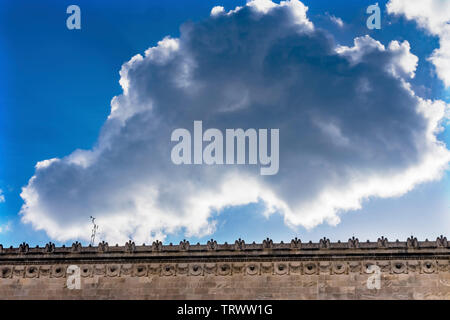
0,222 -> 11,233
210,6 -> 225,16
336,35 -> 385,63
0,189 -> 4,203
247,0 -> 277,14
336,36 -> 418,79
387,0 -> 450,87
20,0 -> 450,244
327,13 -> 344,27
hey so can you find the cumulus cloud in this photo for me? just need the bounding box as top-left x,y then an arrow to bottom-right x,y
20,0 -> 450,244
387,0 -> 450,87
0,189 -> 4,203
336,36 -> 418,79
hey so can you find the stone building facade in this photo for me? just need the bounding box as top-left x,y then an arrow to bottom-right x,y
0,236 -> 449,299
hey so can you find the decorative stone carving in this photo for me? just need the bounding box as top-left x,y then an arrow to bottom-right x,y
436,235 -> 448,248
262,238 -> 273,249
349,261 -> 361,273
319,262 -> 331,274
407,260 -> 420,273
51,265 -> 65,278
119,264 -> 132,276
392,261 -> 407,274
162,264 -> 175,276
407,236 -> 419,248
0,238 -> 448,285
18,242 -> 29,254
204,263 -> 216,275
275,263 -> 288,275
234,238 -> 245,251
133,264 -> 148,277
377,236 -> 388,248
125,240 -> 136,253
98,241 -> 109,253
217,263 -> 231,276
39,265 -> 51,277
80,265 -> 93,277
246,263 -> 259,275
363,262 -> 377,274
179,239 -> 190,251
1,237 -> 449,256
1,266 -> 12,278
438,260 -> 449,272
289,262 -> 302,274
319,237 -> 330,249
332,262 -> 346,274
12,266 -> 24,277
152,240 -> 162,252
207,239 -> 218,251
176,263 -> 188,275
44,242 -> 55,253
290,237 -> 301,249
71,241 -> 82,253
377,261 -> 390,273
189,264 -> 203,276
25,266 -> 39,278
94,265 -> 106,276
421,261 -> 436,274
0,259 -> 449,279
304,262 -> 317,275
232,263 -> 245,274
148,264 -> 160,276
261,262 -> 274,274
106,265 -> 120,277
348,237 -> 359,249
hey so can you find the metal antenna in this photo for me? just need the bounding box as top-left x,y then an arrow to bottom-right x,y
90,216 -> 98,246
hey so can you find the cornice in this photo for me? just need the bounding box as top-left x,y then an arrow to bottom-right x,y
0,237 -> 449,278
0,236 -> 448,262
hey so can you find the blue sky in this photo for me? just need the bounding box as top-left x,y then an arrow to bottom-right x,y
0,0 -> 449,246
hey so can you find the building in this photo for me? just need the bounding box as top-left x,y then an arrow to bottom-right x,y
0,236 -> 449,299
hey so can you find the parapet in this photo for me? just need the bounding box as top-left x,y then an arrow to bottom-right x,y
1,236 -> 449,299
0,235 -> 448,261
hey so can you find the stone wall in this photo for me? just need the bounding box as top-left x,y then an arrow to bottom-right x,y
0,237 -> 449,299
